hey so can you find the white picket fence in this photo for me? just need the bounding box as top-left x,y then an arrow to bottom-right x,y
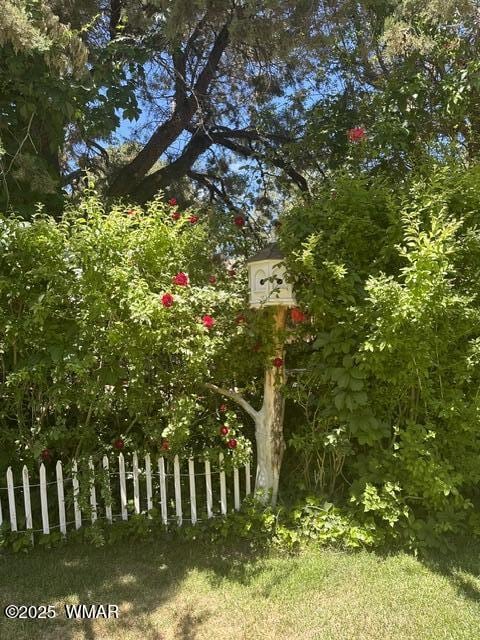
0,452 -> 251,539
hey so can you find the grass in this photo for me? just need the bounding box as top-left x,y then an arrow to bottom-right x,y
0,536 -> 479,640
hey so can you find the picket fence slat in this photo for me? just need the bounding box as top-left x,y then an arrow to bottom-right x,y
22,466 -> 33,531
158,457 -> 168,525
219,453 -> 227,515
56,461 -> 67,535
72,460 -> 82,530
245,461 -> 251,496
119,453 -> 128,521
174,455 -> 182,526
6,467 -> 17,532
0,451 -> 252,543
103,456 -> 113,524
205,458 -> 213,519
188,458 -> 197,525
234,467 -> 240,511
39,463 -> 49,534
89,458 -> 97,523
133,452 -> 140,514
145,454 -> 153,513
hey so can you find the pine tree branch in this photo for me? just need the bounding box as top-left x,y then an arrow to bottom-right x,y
108,19 -> 231,197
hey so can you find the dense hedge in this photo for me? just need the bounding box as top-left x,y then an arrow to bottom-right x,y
0,194 -> 263,472
4,164 -> 480,548
279,163 -> 480,548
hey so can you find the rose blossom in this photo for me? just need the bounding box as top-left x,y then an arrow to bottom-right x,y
347,126 -> 366,142
172,272 -> 189,286
234,215 -> 245,227
202,315 -> 215,329
161,293 -> 174,308
290,307 -> 306,323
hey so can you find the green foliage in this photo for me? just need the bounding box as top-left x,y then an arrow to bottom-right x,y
0,495 -> 377,555
179,495 -> 381,552
280,162 -> 480,547
0,191 -> 271,468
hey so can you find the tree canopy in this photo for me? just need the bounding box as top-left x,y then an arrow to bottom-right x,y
3,0 -> 480,220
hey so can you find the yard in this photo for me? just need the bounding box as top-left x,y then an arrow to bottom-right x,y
1,538 -> 479,640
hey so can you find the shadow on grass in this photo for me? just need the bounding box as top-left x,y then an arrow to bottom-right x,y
0,535 -> 270,640
420,539 -> 480,605
3,531 -> 480,640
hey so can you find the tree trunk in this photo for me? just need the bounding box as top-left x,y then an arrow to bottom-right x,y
205,305 -> 288,506
254,306 -> 287,506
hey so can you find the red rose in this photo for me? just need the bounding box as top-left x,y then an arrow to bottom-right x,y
41,448 -> 52,462
290,307 -> 306,323
113,438 -> 124,450
236,313 -> 247,325
161,293 -> 174,308
127,209 -> 136,216
228,269 -> 236,277
220,426 -> 229,436
227,438 -> 237,449
188,214 -> 199,224
208,275 -> 217,284
168,198 -> 177,206
234,215 -> 245,227
273,357 -> 283,368
219,404 -> 227,413
171,212 -> 181,221
202,314 -> 215,329
172,272 -> 189,286
347,126 -> 366,143
161,440 -> 169,451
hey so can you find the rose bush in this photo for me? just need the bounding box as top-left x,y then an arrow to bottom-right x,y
0,191 -> 276,472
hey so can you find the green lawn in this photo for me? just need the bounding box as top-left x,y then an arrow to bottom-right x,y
0,536 -> 479,640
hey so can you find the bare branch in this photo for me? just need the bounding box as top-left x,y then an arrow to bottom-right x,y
86,139 -> 109,164
205,382 -> 259,421
193,21 -> 231,98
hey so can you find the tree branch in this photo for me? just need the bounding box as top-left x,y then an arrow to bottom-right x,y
108,19 -> 231,198
193,21 -> 231,98
130,130 -> 213,201
205,383 -> 259,421
128,122 -> 310,202
188,170 -> 240,212
109,0 -> 122,40
209,132 -> 310,192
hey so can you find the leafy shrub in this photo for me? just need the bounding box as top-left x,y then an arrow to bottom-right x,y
280,163 -> 480,547
0,191 -> 271,470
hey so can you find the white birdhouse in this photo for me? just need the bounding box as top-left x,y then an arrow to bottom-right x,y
247,243 -> 295,308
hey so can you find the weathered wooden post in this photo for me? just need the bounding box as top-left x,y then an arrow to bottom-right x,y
206,243 -> 295,505
246,243 -> 295,505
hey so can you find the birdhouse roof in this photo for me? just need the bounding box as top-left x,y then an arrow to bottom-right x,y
246,242 -> 284,263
